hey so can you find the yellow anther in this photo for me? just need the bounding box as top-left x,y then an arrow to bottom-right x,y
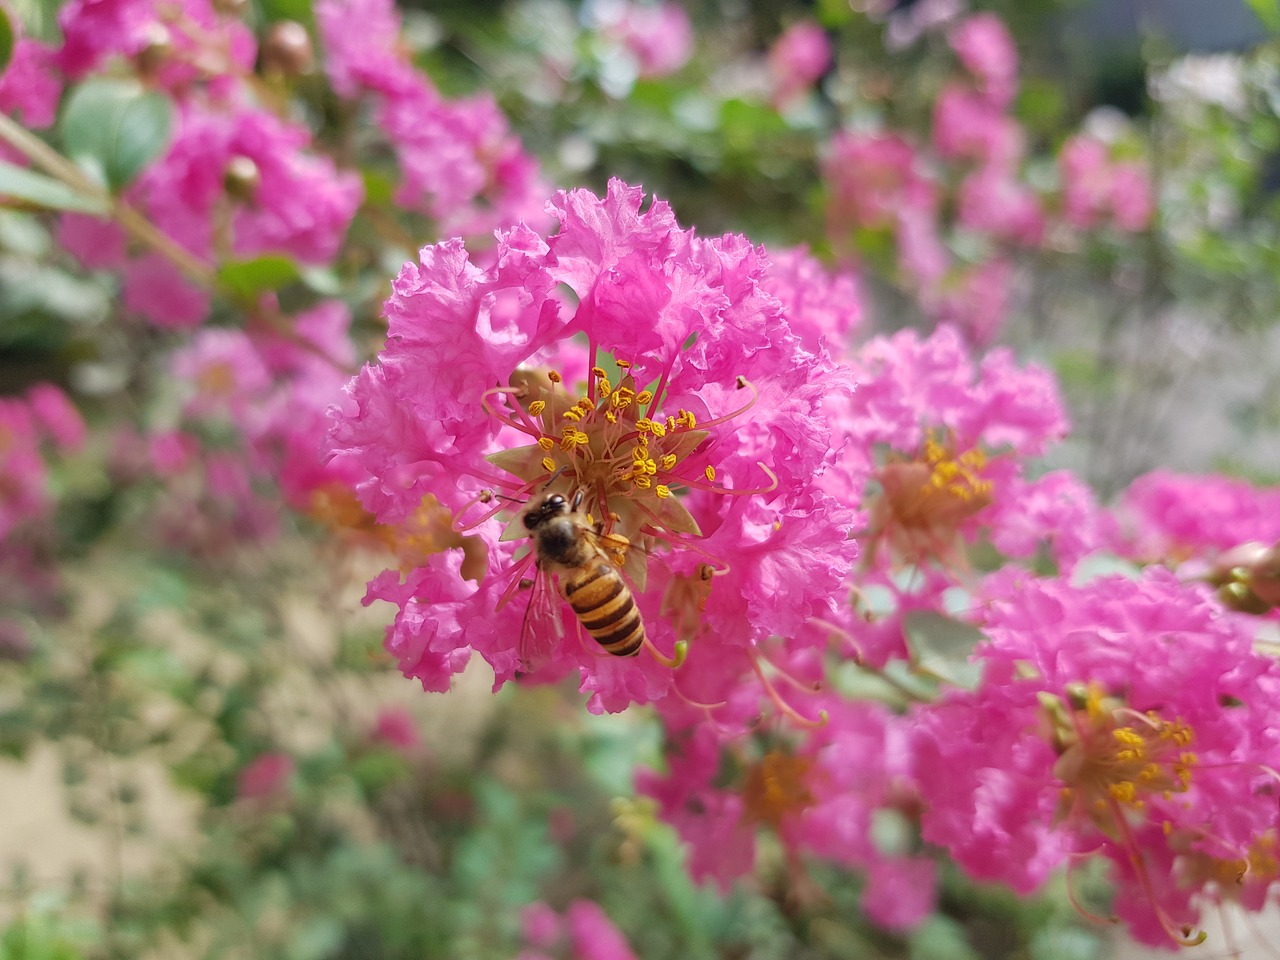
650,421 -> 666,438
677,410 -> 696,429
598,378 -> 612,396
605,411 -> 618,424
632,446 -> 647,462
655,485 -> 672,499
1109,781 -> 1137,804
636,390 -> 653,404
660,454 -> 677,470
666,416 -> 676,432
537,437 -> 555,451
577,397 -> 594,411
548,371 -> 562,383
541,457 -> 557,473
645,459 -> 657,475
592,367 -> 607,379
616,359 -> 631,369
562,408 -> 582,422
636,419 -> 653,434
527,400 -> 546,416
705,465 -> 716,482
632,475 -> 652,489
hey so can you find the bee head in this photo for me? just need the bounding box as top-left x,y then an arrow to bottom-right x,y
523,492 -> 568,530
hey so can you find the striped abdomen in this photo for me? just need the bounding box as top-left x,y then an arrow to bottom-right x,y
560,558 -> 644,657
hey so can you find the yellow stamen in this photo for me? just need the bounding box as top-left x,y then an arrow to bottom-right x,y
527,400 -> 546,416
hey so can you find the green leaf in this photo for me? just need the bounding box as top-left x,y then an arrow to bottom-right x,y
217,255 -> 302,299
0,162 -> 109,214
0,7 -> 14,77
1246,0 -> 1280,32
902,610 -> 985,691
60,79 -> 174,191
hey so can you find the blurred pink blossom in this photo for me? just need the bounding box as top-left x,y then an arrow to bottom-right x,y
236,752 -> 294,801
949,12 -> 1018,108
768,20 -> 831,108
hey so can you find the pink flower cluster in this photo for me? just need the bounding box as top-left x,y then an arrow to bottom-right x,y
139,301 -> 361,553
40,0 -> 360,328
591,1 -> 694,81
823,13 -> 1047,342
1060,135 -> 1154,233
518,900 -> 637,960
316,0 -> 546,239
0,16 -> 62,132
767,21 -> 832,109
640,696 -> 937,931
327,179 -> 859,713
60,103 -> 362,327
913,569 -> 1280,946
0,384 -> 85,542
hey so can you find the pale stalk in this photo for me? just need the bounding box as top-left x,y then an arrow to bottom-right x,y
0,112 -> 215,288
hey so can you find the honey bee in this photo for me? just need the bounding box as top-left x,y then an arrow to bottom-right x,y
518,487 -> 645,670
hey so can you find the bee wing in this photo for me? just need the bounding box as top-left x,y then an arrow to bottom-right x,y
517,562 -> 564,673
584,527 -> 650,593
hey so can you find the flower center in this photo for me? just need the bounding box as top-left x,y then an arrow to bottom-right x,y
1047,684 -> 1197,833
877,432 -> 992,532
742,751 -> 816,829
490,363 -> 710,539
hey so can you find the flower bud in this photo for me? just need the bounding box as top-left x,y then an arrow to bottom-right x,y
261,21 -> 314,78
212,0 -> 249,16
223,155 -> 261,203
134,22 -> 173,77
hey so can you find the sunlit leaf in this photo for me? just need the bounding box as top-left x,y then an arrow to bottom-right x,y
0,161 -> 109,214
60,79 -> 174,191
903,610 -> 985,691
217,254 -> 302,299
1246,0 -> 1280,32
0,7 -> 14,76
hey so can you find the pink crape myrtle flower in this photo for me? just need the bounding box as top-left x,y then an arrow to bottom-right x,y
61,102 -> 361,327
935,257 -> 1013,346
369,706 -> 423,754
827,323 -> 1067,541
515,900 -> 638,960
822,132 -> 926,233
1115,470 -> 1280,564
26,384 -> 86,453
235,751 -> 294,801
595,0 -> 693,80
316,0 -> 548,239
912,568 -> 1280,947
327,180 -> 858,713
949,13 -> 1018,108
0,33 -> 62,129
932,84 -> 1022,168
1114,470 -> 1280,615
56,0 -> 256,94
986,470 -> 1117,573
957,164 -> 1044,246
0,384 -> 84,540
823,326 -> 1070,664
1060,135 -> 1155,233
758,246 -> 862,353
641,693 -> 937,932
767,20 -> 832,109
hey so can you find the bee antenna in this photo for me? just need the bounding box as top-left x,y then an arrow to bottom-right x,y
541,466 -> 569,489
